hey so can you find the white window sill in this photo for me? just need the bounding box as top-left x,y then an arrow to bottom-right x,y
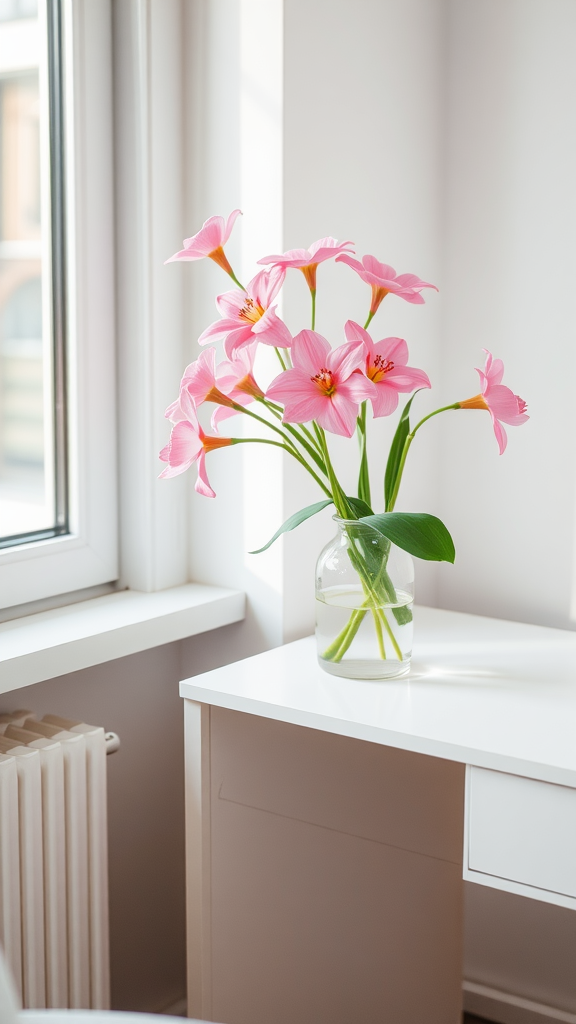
0,584 -> 246,694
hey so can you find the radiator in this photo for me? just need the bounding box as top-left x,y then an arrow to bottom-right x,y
0,712 -> 118,1010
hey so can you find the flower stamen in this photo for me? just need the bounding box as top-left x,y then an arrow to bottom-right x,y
311,368 -> 336,396
368,354 -> 394,383
238,297 -> 265,325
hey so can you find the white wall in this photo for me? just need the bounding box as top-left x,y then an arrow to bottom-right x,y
440,1 -> 576,1015
439,0 -> 576,631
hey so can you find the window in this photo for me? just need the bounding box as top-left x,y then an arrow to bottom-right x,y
0,0 -> 68,549
0,0 -> 117,611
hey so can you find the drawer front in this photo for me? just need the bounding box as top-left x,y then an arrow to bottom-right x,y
467,767 -> 576,899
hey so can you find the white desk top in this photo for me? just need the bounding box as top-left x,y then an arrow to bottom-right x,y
180,606 -> 576,788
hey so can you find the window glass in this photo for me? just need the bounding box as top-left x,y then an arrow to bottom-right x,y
0,0 -> 67,546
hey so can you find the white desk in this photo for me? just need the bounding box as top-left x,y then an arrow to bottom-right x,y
180,607 -> 576,1024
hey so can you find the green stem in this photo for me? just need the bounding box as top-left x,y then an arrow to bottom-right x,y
363,310 -> 375,331
299,422 -> 324,452
315,426 -> 355,519
275,348 -> 287,371
227,270 -> 245,290
322,608 -> 367,662
377,607 -> 403,660
254,399 -> 329,476
387,403 -> 460,512
356,402 -> 371,506
233,436 -> 330,495
372,608 -> 386,659
232,402 -> 295,448
231,403 -> 332,496
311,290 -> 316,330
282,422 -> 329,475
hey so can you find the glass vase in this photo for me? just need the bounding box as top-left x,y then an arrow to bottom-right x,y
315,516 -> 414,679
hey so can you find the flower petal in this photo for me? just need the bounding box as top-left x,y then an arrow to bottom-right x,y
266,368 -> 312,403
223,208 -> 242,244
181,348 -> 217,404
167,420 -> 203,466
338,372 -> 377,403
164,245 -> 206,264
307,237 -> 355,262
195,451 -> 216,498
198,317 -> 242,345
374,336 -> 409,366
223,326 -> 256,358
327,338 -> 366,381
335,253 -> 366,276
482,349 -> 505,386
385,365 -> 431,391
490,413 -> 508,455
362,254 -> 397,281
165,396 -> 185,422
252,307 -> 293,348
344,320 -> 373,350
249,265 -> 286,307
216,288 -> 247,318
188,217 -> 228,257
371,384 -> 400,418
257,248 -> 310,267
291,330 -> 331,375
317,393 -> 358,437
486,384 -> 527,424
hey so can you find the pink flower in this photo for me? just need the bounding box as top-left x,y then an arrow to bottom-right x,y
159,395 -> 233,497
211,345 -> 265,431
458,349 -> 529,454
258,237 -> 355,292
344,321 -> 431,417
165,209 -> 242,278
336,253 -> 437,315
266,329 -> 375,437
199,266 -> 291,356
165,349 -> 236,423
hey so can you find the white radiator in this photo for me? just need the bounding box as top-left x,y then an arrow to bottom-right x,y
0,712 -> 116,1010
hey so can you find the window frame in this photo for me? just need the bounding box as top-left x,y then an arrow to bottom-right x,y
0,0 -> 118,609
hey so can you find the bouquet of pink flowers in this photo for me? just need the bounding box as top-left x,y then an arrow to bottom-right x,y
161,211 -> 528,677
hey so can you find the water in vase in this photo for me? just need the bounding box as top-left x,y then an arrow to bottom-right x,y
316,584 -> 413,679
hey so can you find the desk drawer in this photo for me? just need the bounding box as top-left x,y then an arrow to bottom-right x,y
466,767 -> 576,904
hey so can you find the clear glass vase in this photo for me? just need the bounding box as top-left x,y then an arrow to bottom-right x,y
315,516 -> 414,679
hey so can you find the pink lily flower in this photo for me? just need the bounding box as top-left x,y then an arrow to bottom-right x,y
211,346 -> 265,431
199,266 -> 292,357
458,349 -> 529,454
258,237 -> 355,293
344,321 -> 431,417
336,253 -> 437,315
159,395 -> 233,497
266,329 -> 375,437
165,349 -> 236,424
165,209 -> 242,279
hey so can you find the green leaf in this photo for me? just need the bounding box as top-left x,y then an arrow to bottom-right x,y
384,391 -> 421,511
249,500 -> 333,554
360,512 -> 456,563
346,496 -> 373,518
392,604 -> 413,626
